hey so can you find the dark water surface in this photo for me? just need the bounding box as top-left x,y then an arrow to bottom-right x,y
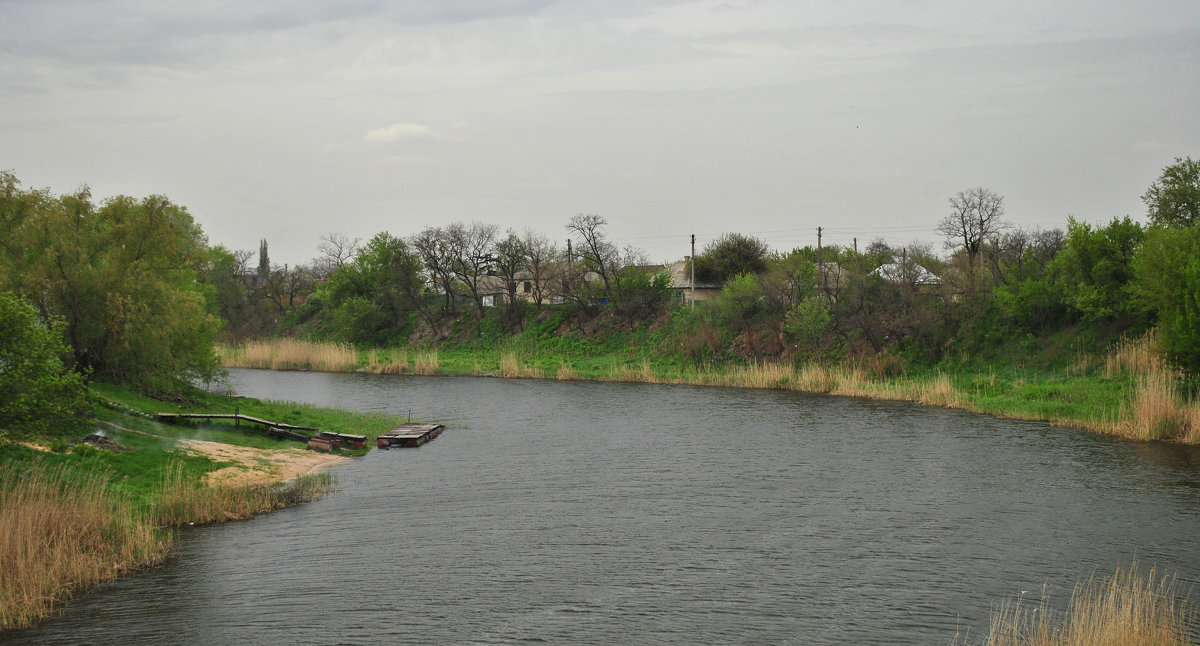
6,369 -> 1200,645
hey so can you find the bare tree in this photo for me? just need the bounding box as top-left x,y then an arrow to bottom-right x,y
523,230 -> 559,307
936,187 -> 1009,278
232,249 -> 255,276
315,232 -> 360,279
566,214 -> 619,298
280,264 -> 315,307
493,229 -> 528,316
412,226 -> 458,314
449,221 -> 498,314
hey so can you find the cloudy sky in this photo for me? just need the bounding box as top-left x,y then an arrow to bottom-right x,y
3,0 -> 1198,265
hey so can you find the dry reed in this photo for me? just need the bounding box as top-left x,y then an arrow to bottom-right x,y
1106,330 -> 1162,378
498,352 -> 521,378
0,462 -> 169,632
218,339 -> 358,372
1123,370 -> 1194,442
556,363 -> 578,380
978,565 -> 1192,646
154,463 -> 333,527
413,349 -> 440,375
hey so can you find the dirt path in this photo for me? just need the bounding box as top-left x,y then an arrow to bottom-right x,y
96,419 -> 348,487
175,439 -> 347,487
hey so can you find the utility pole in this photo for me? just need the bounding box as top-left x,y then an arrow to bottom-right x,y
817,226 -> 824,295
853,237 -> 858,254
565,239 -> 573,296
979,210 -> 986,289
690,233 -> 696,310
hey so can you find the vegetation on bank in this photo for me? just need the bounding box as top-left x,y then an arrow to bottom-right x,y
206,158 -> 1199,444
960,564 -> 1194,646
218,318 -> 1200,444
0,382 -> 401,633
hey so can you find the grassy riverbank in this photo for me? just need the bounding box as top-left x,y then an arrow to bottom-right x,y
217,330 -> 1200,444
0,382 -> 402,632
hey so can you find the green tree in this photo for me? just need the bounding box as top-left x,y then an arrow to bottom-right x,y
0,291 -> 92,437
0,173 -> 220,393
313,232 -> 426,344
1143,157 -> 1200,229
784,298 -> 831,351
1051,217 -> 1146,324
691,233 -> 770,284
717,273 -> 764,330
1135,226 -> 1200,373
257,239 -> 270,277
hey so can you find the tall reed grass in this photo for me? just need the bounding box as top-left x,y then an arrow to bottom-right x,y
1122,370 -> 1199,442
414,349 -> 440,375
365,348 -> 410,374
556,362 -> 578,380
0,462 -> 169,632
973,565 -> 1193,646
154,463 -> 333,527
1,460 -> 334,632
218,339 -> 358,372
1106,330 -> 1163,378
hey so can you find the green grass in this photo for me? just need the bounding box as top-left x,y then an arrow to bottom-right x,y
0,381 -> 406,511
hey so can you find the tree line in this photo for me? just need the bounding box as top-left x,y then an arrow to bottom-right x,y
1,156 -> 1197,436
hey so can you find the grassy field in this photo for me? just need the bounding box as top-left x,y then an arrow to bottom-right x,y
0,382 -> 403,632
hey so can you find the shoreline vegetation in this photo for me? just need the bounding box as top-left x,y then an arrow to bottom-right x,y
217,334 -> 1200,444
956,564 -> 1194,646
0,386 -> 401,633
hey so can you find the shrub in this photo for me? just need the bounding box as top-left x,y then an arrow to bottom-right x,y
0,291 -> 92,438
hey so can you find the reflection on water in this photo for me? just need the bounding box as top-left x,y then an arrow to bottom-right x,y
6,369 -> 1200,645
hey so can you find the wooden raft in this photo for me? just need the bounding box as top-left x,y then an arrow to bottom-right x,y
377,423 -> 445,449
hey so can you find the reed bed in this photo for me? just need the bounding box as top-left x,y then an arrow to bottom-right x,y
0,459 -> 335,632
1106,330 -> 1163,378
1121,369 -> 1198,442
218,339 -> 359,372
154,463 -> 332,527
414,349 -> 440,375
365,348 -> 410,374
497,352 -> 544,379
556,362 -> 579,380
976,565 -> 1192,646
0,462 -> 169,632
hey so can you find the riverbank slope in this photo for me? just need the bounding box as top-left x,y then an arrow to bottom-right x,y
0,382 -> 401,633
219,322 -> 1200,445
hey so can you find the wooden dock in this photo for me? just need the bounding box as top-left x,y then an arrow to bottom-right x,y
156,412 -> 319,432
377,423 -> 445,449
157,412 -> 321,443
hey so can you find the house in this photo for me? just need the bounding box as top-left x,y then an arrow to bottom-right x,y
666,259 -> 722,304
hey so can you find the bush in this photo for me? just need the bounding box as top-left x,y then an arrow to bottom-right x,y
0,292 -> 92,437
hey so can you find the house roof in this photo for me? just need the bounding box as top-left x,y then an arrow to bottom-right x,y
871,262 -> 942,285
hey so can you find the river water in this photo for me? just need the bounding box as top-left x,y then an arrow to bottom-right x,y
6,369 -> 1200,645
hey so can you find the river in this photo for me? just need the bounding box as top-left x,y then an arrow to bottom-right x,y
6,369 -> 1200,645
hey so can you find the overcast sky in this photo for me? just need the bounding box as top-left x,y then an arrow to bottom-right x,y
3,0 -> 1198,265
